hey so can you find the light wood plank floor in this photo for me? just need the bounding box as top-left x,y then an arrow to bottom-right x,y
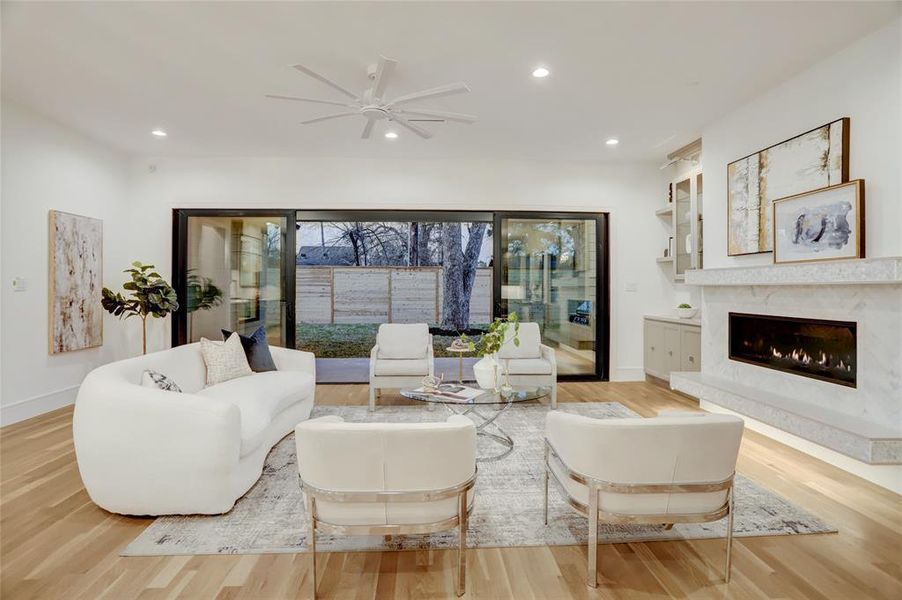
1,381 -> 900,599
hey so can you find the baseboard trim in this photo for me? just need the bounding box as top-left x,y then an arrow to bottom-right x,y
0,385 -> 79,427
611,367 -> 645,382
700,400 -> 902,495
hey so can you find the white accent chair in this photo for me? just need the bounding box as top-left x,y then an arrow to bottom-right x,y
498,322 -> 557,408
368,323 -> 434,411
544,410 -> 744,587
295,415 -> 477,597
73,342 -> 316,516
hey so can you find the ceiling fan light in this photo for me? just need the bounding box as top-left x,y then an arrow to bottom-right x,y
384,131 -> 398,139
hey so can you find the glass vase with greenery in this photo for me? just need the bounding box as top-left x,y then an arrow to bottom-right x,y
464,312 -> 520,391
101,262 -> 179,354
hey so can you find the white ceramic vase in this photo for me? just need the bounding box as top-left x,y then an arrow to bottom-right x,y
473,355 -> 500,390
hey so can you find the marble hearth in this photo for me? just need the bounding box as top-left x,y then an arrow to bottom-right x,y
671,258 -> 902,490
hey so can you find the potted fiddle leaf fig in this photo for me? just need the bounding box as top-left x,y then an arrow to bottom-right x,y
101,262 -> 179,354
470,312 -> 520,391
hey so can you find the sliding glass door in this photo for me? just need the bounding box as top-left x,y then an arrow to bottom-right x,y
172,209 -> 608,381
495,213 -> 608,379
172,210 -> 295,347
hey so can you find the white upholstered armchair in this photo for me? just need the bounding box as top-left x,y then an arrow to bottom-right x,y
295,415 -> 477,597
498,322 -> 557,408
368,323 -> 434,411
544,410 -> 744,587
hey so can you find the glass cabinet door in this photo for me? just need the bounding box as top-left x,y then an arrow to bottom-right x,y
674,177 -> 692,279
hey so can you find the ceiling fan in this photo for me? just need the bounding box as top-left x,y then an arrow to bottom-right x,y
266,56 -> 477,139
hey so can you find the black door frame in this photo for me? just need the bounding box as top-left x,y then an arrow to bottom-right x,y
493,211 -> 610,381
171,208 -> 297,348
172,208 -> 610,381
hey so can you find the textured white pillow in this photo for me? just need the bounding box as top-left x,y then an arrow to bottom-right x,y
200,333 -> 253,386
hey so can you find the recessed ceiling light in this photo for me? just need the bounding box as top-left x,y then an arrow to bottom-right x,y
532,67 -> 550,78
151,129 -> 167,137
605,138 -> 619,146
384,131 -> 398,139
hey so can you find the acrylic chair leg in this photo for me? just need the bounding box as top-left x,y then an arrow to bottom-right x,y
725,488 -> 734,583
587,487 -> 599,588
457,492 -> 468,596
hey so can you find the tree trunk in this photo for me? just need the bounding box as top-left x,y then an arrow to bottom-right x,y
408,222 -> 419,266
441,223 -> 465,330
460,223 -> 488,321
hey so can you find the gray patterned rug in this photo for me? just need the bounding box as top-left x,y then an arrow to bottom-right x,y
122,402 -> 835,556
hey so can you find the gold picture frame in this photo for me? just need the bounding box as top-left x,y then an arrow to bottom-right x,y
772,179 -> 865,265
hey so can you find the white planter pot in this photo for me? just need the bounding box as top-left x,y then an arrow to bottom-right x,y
473,356 -> 500,390
676,307 -> 698,319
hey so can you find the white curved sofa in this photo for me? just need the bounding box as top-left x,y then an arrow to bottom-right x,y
73,342 -> 316,516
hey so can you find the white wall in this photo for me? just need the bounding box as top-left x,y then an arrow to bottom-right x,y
0,100 -> 136,425
702,18 -> 902,268
127,156 -> 673,381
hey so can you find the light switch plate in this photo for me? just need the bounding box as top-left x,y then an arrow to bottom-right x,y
12,277 -> 27,292
625,282 -> 638,292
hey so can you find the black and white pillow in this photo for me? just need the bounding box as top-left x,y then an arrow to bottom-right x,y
141,369 -> 182,393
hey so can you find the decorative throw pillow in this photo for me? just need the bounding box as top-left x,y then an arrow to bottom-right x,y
221,326 -> 277,372
200,333 -> 253,386
141,369 -> 182,393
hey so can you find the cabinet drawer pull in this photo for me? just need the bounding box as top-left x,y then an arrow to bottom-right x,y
668,350 -> 673,356
650,346 -> 655,351
689,356 -> 695,362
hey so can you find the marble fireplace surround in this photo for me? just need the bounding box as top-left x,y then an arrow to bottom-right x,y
670,258 -> 902,471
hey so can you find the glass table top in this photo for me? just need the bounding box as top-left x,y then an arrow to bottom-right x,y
401,384 -> 551,406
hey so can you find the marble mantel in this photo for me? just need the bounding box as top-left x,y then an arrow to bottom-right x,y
684,257 -> 902,287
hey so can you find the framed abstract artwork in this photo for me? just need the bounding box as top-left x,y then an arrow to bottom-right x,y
772,179 -> 864,265
727,117 -> 849,256
48,210 -> 103,353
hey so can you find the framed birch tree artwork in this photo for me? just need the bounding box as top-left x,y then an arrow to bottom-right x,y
48,210 -> 103,353
727,117 -> 849,256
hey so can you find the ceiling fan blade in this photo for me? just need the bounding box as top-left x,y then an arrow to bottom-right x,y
292,64 -> 359,101
394,108 -> 477,124
391,114 -> 432,139
388,82 -> 470,107
300,112 -> 359,125
371,55 -> 397,100
265,94 -> 357,108
361,118 -> 376,139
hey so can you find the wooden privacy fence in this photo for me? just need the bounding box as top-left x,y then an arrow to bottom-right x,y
297,266 -> 492,325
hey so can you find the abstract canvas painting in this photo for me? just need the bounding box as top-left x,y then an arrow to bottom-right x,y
773,180 -> 864,265
49,210 -> 103,353
728,118 -> 849,255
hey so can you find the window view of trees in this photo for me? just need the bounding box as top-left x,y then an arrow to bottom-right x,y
296,220 -> 492,358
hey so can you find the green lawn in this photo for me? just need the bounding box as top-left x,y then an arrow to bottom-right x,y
297,323 -> 485,358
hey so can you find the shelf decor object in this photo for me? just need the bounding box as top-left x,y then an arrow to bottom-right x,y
773,179 -> 865,265
727,117 -> 849,256
48,210 -> 103,354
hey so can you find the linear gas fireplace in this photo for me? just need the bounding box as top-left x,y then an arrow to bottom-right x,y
729,312 -> 857,387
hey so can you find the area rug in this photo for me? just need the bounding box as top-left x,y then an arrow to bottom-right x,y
122,402 -> 835,556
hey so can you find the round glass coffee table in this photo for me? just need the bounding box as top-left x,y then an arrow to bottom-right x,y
401,385 -> 551,462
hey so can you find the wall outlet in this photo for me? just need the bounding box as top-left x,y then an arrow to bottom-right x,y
625,282 -> 638,293
11,277 -> 27,292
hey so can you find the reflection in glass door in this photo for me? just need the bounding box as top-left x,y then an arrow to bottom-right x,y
173,211 -> 294,347
496,214 -> 607,378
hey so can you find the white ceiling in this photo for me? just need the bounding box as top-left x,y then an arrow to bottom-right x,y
2,1 -> 898,161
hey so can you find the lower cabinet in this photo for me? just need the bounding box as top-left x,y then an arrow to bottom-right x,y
643,317 -> 701,381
